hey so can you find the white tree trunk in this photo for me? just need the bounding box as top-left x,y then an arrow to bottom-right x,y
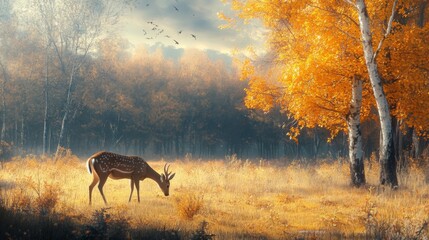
356,0 -> 398,187
347,77 -> 365,186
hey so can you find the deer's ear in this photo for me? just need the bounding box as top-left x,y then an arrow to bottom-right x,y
168,173 -> 176,180
160,174 -> 165,182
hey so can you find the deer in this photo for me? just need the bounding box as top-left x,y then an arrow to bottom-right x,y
86,151 -> 175,205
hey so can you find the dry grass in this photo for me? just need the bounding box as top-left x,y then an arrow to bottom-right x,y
0,154 -> 429,239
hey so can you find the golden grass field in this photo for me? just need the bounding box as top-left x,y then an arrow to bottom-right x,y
1,154 -> 429,239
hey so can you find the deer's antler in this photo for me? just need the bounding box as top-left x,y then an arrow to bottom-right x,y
163,163 -> 175,181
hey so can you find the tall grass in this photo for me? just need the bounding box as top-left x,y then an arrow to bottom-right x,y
0,154 -> 428,239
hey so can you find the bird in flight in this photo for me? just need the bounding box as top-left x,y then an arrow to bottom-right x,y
165,35 -> 171,38
178,30 -> 182,34
191,34 -> 197,40
142,29 -> 147,35
147,21 -> 158,27
173,5 -> 179,11
173,40 -> 179,44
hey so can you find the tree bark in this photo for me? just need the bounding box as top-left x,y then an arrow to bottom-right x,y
43,43 -> 49,155
412,128 -> 421,158
347,77 -> 365,187
356,0 -> 398,187
417,0 -> 428,27
313,128 -> 321,160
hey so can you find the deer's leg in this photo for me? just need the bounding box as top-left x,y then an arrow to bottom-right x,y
135,179 -> 141,203
98,173 -> 109,205
128,179 -> 134,202
89,173 -> 99,205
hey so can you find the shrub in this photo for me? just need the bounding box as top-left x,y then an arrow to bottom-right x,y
82,208 -> 130,240
36,183 -> 61,215
175,193 -> 203,220
9,188 -> 32,213
54,147 -> 73,161
190,221 -> 215,240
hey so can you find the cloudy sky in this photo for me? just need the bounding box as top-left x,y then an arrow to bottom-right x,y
119,0 -> 267,56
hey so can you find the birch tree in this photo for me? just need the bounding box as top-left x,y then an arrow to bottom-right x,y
222,0 -> 372,186
353,0 -> 398,187
222,0 -> 429,187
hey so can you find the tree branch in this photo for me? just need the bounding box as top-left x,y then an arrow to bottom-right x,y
309,4 -> 360,27
373,0 -> 398,61
313,102 -> 344,114
343,0 -> 358,9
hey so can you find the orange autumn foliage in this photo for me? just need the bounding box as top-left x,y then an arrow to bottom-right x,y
223,0 -> 429,140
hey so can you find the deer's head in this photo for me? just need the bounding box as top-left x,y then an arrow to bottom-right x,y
159,164 -> 175,196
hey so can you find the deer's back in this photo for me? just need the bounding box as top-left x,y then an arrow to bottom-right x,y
91,151 -> 148,175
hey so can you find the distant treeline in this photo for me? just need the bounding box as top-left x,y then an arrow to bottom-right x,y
0,32 -> 360,159
1,35 -> 427,160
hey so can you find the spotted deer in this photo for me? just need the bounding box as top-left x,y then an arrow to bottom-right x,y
86,151 -> 175,205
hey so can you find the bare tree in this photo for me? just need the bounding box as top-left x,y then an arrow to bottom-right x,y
21,0 -> 131,157
0,0 -> 12,142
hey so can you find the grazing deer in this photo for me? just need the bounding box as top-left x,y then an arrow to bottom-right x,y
86,151 -> 175,205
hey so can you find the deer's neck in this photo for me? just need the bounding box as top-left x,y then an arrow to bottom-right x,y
146,165 -> 162,185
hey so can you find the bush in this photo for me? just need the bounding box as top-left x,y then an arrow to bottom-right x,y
191,221 -> 214,240
8,188 -> 32,213
81,208 -> 130,240
19,176 -> 62,215
54,147 -> 73,161
175,193 -> 203,220
0,199 -> 77,240
36,183 -> 61,215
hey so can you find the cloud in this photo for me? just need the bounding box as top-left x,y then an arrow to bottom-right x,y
119,0 -> 266,55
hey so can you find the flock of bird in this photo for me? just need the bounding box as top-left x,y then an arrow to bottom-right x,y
142,2 -> 197,45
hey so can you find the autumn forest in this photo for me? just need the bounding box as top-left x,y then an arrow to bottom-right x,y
1,0 -> 429,239
0,1 -> 336,160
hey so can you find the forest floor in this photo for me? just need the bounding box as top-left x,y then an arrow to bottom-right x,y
0,154 -> 429,239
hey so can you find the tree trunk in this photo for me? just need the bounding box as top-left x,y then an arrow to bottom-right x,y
56,70 -> 75,158
356,0 -> 398,188
417,0 -> 427,27
393,118 -> 406,170
0,65 -> 7,142
14,115 -> 17,146
313,129 -> 321,160
48,127 -> 51,154
43,44 -> 49,155
412,128 -> 421,158
347,77 -> 365,187
20,117 -> 24,151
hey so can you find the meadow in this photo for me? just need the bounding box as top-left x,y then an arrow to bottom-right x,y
1,153 -> 429,239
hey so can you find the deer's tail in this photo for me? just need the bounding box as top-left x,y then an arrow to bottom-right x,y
87,158 -> 94,174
